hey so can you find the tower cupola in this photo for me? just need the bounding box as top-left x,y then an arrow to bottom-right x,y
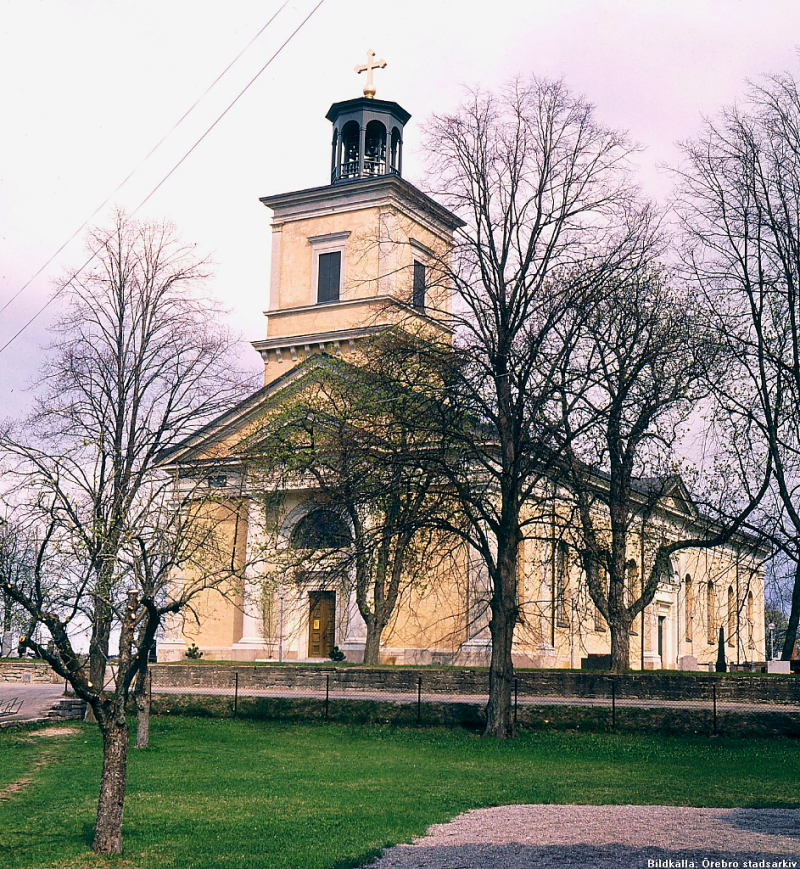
326,50 -> 411,183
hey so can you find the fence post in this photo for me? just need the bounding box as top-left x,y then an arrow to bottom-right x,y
611,679 -> 616,731
712,682 -> 717,737
417,676 -> 422,725
514,678 -> 518,726
325,673 -> 330,722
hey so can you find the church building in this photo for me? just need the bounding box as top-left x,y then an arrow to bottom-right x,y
157,55 -> 767,671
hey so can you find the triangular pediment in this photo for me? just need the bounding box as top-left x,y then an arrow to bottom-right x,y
157,353 -> 346,467
633,475 -> 698,519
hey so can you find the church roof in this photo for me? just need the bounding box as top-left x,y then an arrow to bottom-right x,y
260,173 -> 466,233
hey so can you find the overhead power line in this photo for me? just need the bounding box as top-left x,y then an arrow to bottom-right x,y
0,0 -> 325,356
0,1 -> 291,321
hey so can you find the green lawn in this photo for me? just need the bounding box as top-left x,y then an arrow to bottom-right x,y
1,719 -> 798,869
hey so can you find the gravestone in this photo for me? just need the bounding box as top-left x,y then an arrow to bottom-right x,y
767,660 -> 791,674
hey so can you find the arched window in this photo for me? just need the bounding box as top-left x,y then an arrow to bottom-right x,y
727,586 -> 735,647
364,120 -> 387,176
684,574 -> 693,642
706,581 -> 716,644
390,126 -> 402,172
339,121 -> 360,179
331,129 -> 339,181
290,509 -> 351,550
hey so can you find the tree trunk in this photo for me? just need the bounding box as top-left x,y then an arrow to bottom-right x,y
483,537 -> 518,738
93,711 -> 130,854
134,687 -> 150,749
132,661 -> 150,748
609,617 -> 632,674
362,622 -> 383,665
781,558 -> 800,660
484,603 -> 516,737
2,599 -> 12,654
85,597 -> 112,724
88,619 -> 111,690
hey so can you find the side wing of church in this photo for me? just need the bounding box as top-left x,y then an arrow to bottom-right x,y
156,61 -> 767,671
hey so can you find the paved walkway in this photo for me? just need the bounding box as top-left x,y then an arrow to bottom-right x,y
365,804 -> 800,868
0,684 -> 65,724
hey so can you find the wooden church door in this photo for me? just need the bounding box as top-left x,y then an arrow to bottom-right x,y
308,591 -> 335,658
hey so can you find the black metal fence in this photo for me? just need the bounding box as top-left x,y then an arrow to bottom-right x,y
150,667 -> 800,736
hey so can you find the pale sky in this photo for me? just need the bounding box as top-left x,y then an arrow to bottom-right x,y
2,0 -> 800,420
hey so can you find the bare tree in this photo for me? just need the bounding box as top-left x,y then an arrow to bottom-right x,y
676,69 -> 800,659
0,487 -> 241,850
0,521 -> 34,656
245,341 -> 459,665
557,268 -> 755,672
418,77 -> 651,735
0,213 -> 252,854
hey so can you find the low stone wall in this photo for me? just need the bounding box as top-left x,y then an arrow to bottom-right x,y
150,692 -> 800,737
0,661 -> 61,684
149,664 -> 800,705
47,697 -> 86,719
516,670 -> 800,704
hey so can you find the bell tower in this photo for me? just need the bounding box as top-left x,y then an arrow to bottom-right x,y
328,50 -> 409,183
253,53 -> 464,384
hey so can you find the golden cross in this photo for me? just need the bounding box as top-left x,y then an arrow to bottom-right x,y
355,49 -> 387,99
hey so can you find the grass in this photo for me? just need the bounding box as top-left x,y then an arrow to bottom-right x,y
0,730 -> 48,791
1,718 -> 799,869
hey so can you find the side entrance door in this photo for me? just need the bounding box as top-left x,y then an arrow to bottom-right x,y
308,591 -> 336,658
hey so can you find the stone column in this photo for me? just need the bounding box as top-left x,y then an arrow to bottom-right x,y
340,581 -> 367,663
460,551 -> 492,664
232,499 -> 270,656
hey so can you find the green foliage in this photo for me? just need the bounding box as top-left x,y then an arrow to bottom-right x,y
765,607 -> 793,658
1,718 -> 799,869
329,645 -> 346,662
185,643 -> 204,660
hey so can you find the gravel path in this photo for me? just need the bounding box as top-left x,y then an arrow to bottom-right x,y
365,804 -> 800,868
